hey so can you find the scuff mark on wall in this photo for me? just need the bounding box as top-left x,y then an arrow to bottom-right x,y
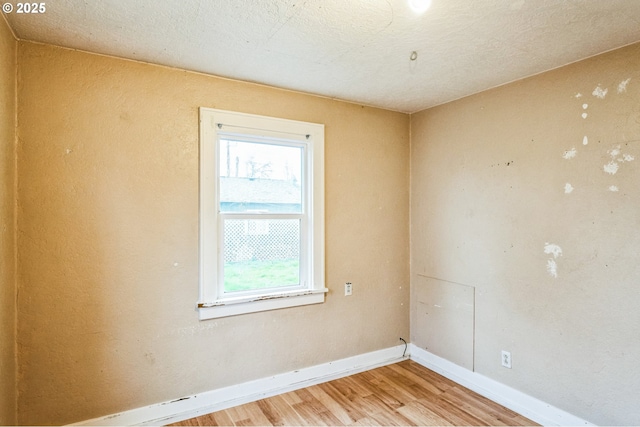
592,85 -> 608,99
563,147 -> 577,159
617,78 -> 631,93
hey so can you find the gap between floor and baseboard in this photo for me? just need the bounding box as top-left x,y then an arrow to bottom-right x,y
71,343 -> 593,426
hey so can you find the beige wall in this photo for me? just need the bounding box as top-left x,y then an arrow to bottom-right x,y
411,42 -> 640,425
16,42 -> 410,424
0,16 -> 16,426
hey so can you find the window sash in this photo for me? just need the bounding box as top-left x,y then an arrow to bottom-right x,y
217,213 -> 309,299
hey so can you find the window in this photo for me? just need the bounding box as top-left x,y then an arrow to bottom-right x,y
198,108 -> 326,319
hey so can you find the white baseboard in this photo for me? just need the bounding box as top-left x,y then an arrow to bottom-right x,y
71,345 -> 408,426
409,344 -> 593,427
72,343 -> 594,427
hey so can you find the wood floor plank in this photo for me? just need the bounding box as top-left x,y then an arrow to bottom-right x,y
316,381 -> 368,423
414,396 -> 486,426
194,410 -> 235,426
440,386 -> 517,426
367,407 -> 418,426
264,393 -> 312,426
386,361 -> 448,395
362,368 -> 423,406
170,360 -> 538,426
306,383 -> 359,425
396,399 -> 454,426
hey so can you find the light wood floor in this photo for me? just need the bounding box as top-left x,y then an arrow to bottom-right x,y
169,360 -> 537,426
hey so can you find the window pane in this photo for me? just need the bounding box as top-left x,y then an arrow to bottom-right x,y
219,140 -> 302,213
223,218 -> 301,292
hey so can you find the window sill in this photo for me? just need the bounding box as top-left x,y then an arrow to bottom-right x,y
198,288 -> 328,320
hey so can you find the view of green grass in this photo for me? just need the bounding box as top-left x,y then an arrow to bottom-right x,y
224,258 -> 300,292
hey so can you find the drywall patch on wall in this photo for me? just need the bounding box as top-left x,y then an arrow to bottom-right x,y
412,275 -> 474,371
546,259 -> 558,278
544,243 -> 563,279
580,104 -> 589,119
544,243 -> 563,259
564,183 -> 574,194
617,78 -> 631,93
562,147 -> 577,159
608,145 -> 621,158
603,161 -> 619,175
592,85 -> 608,99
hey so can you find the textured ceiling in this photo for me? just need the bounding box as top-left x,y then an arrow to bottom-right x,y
4,0 -> 640,113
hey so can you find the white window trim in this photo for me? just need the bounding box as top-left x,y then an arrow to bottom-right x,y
198,108 -> 326,320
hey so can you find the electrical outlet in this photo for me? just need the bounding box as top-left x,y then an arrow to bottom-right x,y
345,282 -> 353,296
501,350 -> 512,369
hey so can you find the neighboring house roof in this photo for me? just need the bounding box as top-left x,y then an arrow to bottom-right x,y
220,177 -> 301,205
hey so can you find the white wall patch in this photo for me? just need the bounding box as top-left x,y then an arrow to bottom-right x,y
544,243 -> 562,279
544,243 -> 563,259
562,148 -> 577,159
564,183 -> 574,194
582,113 -> 588,119
617,78 -> 631,93
582,103 -> 588,109
622,154 -> 634,162
575,93 -> 582,98
609,185 -> 619,192
592,85 -> 608,99
604,161 -> 619,175
608,146 -> 621,158
583,136 -> 588,145
546,259 -> 558,278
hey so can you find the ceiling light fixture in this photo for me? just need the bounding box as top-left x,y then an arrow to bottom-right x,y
408,0 -> 432,14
